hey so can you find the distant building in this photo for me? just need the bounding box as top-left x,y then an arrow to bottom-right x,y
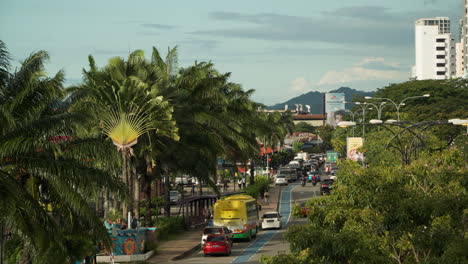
456,41 -> 464,77
414,17 -> 456,80
462,0 -> 468,77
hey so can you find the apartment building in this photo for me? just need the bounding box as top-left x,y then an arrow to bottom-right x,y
414,17 -> 456,80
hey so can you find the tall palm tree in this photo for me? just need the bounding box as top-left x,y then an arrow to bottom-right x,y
0,41 -> 125,262
71,50 -> 179,220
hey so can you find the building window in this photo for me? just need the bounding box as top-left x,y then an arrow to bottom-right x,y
436,71 -> 446,75
436,55 -> 445,59
436,38 -> 445,42
436,47 -> 445,51
436,63 -> 446,67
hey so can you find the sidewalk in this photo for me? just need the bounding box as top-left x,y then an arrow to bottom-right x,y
145,184 -> 282,263
145,227 -> 203,263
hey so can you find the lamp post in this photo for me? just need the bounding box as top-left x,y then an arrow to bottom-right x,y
365,94 -> 430,122
354,102 -> 372,138
334,108 -> 364,137
365,102 -> 388,131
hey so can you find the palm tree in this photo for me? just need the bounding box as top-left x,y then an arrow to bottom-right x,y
71,50 -> 179,220
0,41 -> 125,262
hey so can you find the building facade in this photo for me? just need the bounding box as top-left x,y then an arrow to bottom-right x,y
414,17 -> 456,80
463,0 -> 468,77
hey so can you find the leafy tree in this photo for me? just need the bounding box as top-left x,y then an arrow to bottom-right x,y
262,147 -> 467,264
294,122 -> 315,133
0,41 -> 125,262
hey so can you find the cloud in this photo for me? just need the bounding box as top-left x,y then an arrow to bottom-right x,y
290,77 -> 311,93
178,39 -> 220,50
141,23 -> 176,30
317,57 -> 409,85
191,7 -> 458,48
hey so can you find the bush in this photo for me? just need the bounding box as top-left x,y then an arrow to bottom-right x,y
244,175 -> 272,199
154,216 -> 186,241
291,202 -> 302,217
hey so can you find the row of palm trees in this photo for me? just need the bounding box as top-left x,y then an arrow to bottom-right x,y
0,40 -> 294,261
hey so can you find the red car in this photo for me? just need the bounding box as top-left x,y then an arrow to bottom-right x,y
203,234 -> 232,256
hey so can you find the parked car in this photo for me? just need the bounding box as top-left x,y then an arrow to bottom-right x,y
261,211 -> 282,230
170,190 -> 182,204
320,179 -> 334,195
201,226 -> 233,246
275,175 -> 288,186
203,234 -> 232,256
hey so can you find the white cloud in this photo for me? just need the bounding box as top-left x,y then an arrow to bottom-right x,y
289,77 -> 311,93
317,57 -> 409,85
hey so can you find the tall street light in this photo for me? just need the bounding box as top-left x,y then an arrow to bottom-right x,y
365,94 -> 430,122
366,102 -> 388,131
334,108 -> 365,137
354,102 -> 372,138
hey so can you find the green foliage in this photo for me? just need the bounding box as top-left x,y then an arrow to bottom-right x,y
245,175 -> 272,199
293,141 -> 304,153
330,127 -> 347,157
154,217 -> 186,241
263,148 -> 467,264
316,125 -> 334,151
291,202 -> 302,217
293,122 -> 315,133
373,79 -> 468,144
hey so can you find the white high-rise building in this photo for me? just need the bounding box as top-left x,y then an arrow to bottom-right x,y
414,17 -> 456,80
462,0 -> 468,77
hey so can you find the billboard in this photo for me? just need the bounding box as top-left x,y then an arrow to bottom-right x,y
347,137 -> 364,161
325,93 -> 345,114
325,93 -> 345,126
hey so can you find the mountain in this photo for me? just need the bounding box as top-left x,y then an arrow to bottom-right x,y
267,87 -> 374,114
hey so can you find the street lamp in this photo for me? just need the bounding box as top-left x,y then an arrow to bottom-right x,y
334,108 -> 362,136
365,94 -> 430,122
354,102 -> 372,138
449,118 -> 468,133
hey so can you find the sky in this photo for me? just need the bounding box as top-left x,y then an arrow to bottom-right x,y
0,0 -> 462,105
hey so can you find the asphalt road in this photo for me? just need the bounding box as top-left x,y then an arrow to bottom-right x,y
173,180 -> 321,264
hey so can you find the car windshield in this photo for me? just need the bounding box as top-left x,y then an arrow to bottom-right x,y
263,213 -> 279,218
276,176 -> 285,179
170,191 -> 179,196
207,236 -> 225,242
204,228 -> 222,235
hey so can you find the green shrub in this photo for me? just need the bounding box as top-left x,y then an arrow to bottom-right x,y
291,202 -> 302,217
244,175 -> 272,199
154,216 -> 186,241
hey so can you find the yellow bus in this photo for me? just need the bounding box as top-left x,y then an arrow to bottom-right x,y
213,194 -> 260,241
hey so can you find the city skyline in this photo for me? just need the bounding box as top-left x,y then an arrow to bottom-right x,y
0,0 -> 462,104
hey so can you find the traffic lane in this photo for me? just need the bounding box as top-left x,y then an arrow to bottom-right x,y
171,236 -> 254,264
247,182 -> 320,263
174,184 -> 297,264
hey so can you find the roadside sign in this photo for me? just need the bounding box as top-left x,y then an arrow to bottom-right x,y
326,151 -> 338,163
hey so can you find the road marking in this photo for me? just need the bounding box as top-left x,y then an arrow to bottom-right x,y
231,184 -> 297,264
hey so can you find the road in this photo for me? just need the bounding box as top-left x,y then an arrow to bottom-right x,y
172,180 -> 321,264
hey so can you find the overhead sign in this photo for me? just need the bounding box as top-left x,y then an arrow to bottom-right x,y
325,93 -> 345,114
347,137 -> 364,161
326,151 -> 338,163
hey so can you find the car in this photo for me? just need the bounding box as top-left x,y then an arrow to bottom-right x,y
300,202 -> 312,217
261,212 -> 282,230
170,190 -> 182,204
320,179 -> 334,195
201,226 -> 233,246
275,175 -> 288,186
175,176 -> 191,186
203,234 -> 232,256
